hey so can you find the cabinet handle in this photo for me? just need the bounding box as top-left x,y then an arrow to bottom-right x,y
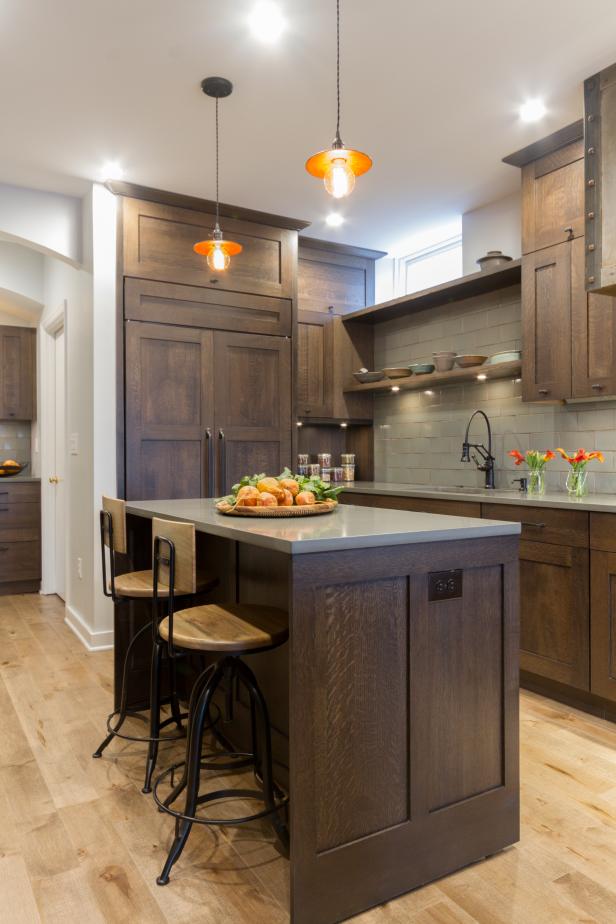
218,429 -> 226,496
591,383 -> 604,391
538,388 -> 550,396
204,428 -> 213,498
0,547 -> 9,552
0,508 -> 9,513
564,226 -> 574,240
521,521 -> 546,529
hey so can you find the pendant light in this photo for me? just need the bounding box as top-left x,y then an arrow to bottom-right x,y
193,77 -> 242,272
305,0 -> 372,198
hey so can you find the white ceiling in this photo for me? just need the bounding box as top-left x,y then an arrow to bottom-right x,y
2,0 -> 616,251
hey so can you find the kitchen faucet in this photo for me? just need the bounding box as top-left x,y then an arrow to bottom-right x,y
461,409 -> 496,489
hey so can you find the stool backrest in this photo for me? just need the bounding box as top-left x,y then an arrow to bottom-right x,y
152,518 -> 196,595
102,496 -> 127,554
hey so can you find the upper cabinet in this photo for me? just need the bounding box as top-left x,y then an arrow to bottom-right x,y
507,123 -> 616,402
296,239 -> 384,421
120,195 -> 301,300
584,64 -> 616,294
521,140 -> 585,254
0,327 -> 36,421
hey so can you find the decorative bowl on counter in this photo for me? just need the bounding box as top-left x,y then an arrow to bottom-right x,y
409,362 -> 435,375
0,460 -> 27,478
383,366 -> 411,379
484,350 -> 522,365
476,250 -> 513,271
432,351 -> 456,372
454,355 -> 487,368
353,369 -> 385,384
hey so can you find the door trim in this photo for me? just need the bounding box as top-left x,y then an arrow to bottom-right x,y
40,303 -> 67,596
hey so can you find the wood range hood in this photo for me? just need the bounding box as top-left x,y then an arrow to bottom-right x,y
585,63 -> 616,295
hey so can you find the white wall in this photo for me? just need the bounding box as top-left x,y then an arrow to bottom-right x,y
462,192 -> 521,275
0,183 -> 83,265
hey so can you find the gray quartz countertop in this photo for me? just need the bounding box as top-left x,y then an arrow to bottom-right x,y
0,475 -> 40,483
126,497 -> 519,555
343,481 -> 616,513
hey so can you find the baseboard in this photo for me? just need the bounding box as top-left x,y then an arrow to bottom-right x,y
65,603 -> 114,652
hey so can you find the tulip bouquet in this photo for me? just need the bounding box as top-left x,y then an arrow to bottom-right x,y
555,448 -> 604,497
508,449 -> 555,495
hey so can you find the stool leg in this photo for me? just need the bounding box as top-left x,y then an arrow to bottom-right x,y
237,659 -> 289,851
143,640 -> 164,794
162,663 -> 213,810
168,655 -> 184,732
157,659 -> 226,886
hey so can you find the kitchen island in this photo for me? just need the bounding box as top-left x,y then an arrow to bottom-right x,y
119,499 -> 520,924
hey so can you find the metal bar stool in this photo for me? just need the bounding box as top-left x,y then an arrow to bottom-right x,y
92,497 -> 218,793
149,517 -> 289,886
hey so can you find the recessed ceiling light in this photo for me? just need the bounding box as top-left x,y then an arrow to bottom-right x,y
249,2 -> 286,43
101,160 -> 125,181
519,98 -> 547,123
326,212 -> 345,228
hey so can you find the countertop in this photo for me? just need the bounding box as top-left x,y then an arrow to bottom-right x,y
0,475 -> 40,483
343,481 -> 616,513
126,497 -> 519,555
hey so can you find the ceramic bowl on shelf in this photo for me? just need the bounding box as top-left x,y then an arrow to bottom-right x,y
484,350 -> 522,365
454,355 -> 488,368
409,362 -> 435,375
383,367 -> 411,379
353,369 -> 385,384
476,250 -> 513,272
432,351 -> 456,372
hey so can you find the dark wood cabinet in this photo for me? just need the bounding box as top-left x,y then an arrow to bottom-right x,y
121,197 -> 298,300
0,480 -> 41,594
571,236 -> 616,398
213,331 -> 291,494
297,238 -> 383,314
522,242 -> 572,401
125,322 -> 215,500
0,326 -> 36,421
521,140 -> 584,254
518,540 -> 589,688
590,550 -> 616,703
125,322 -> 291,500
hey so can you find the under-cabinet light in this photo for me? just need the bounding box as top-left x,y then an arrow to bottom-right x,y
391,385 -> 400,392
477,373 -> 487,381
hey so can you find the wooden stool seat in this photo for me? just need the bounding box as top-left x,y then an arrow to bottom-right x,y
113,569 -> 217,599
159,603 -> 288,653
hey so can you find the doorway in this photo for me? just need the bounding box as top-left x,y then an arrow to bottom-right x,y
52,325 -> 66,598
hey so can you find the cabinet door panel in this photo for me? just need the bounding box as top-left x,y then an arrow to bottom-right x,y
522,143 -> 584,253
298,252 -> 373,314
590,550 -> 616,702
214,332 -> 291,494
297,311 -> 334,418
519,539 -> 589,688
0,328 -> 36,420
125,322 -> 214,500
522,243 -> 572,401
122,198 -> 295,299
572,236 -> 616,397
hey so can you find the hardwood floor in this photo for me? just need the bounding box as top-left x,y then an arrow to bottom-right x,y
1,593 -> 616,923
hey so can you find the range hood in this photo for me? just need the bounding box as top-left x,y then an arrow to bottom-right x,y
584,64 -> 616,294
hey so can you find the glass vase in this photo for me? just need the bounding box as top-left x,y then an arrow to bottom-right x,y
527,470 -> 545,495
566,468 -> 588,498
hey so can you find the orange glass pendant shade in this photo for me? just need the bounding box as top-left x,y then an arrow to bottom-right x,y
305,0 -> 372,199
194,77 -> 242,272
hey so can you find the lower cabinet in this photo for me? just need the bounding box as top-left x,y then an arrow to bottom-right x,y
590,551 -> 616,703
0,481 -> 41,593
518,540 -> 589,688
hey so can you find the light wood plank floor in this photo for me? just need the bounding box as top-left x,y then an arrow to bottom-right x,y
2,593 -> 616,923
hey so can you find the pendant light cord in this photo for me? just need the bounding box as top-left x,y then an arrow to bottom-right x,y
215,97 -> 220,225
335,0 -> 341,142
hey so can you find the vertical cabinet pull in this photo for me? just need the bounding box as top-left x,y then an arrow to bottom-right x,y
204,428 -> 213,498
218,429 -> 226,496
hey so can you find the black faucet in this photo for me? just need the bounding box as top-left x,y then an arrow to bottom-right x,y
461,409 -> 496,489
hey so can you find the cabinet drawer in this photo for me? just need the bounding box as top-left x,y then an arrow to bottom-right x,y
482,503 -> 588,547
0,502 -> 40,529
341,493 -> 482,518
590,513 -> 616,552
0,481 -> 40,504
0,538 -> 41,582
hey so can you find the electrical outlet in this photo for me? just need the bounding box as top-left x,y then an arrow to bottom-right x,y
77,557 -> 82,579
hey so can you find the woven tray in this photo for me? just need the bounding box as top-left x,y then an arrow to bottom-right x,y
216,499 -> 337,517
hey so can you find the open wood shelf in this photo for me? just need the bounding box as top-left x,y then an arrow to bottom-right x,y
342,260 -> 521,325
344,360 -> 521,394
